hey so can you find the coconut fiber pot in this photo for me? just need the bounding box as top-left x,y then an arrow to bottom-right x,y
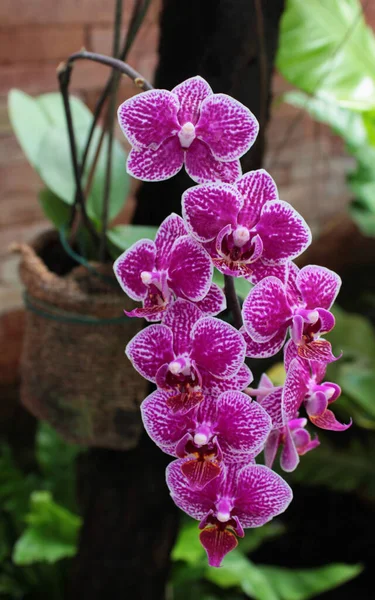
14,230 -> 148,450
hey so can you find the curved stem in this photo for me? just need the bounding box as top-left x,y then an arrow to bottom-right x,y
224,275 -> 243,330
62,51 -> 153,91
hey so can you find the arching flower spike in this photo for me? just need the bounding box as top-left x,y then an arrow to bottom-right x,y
118,76 -> 259,183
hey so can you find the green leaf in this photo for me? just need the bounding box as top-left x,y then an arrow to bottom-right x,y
13,491 -> 81,565
238,522 -> 285,555
36,93 -> 93,129
277,0 -> 375,110
0,573 -> 26,598
257,563 -> 362,600
336,363 -> 375,420
38,189 -> 71,230
328,306 -> 375,361
172,519 -> 206,566
107,224 -> 159,253
205,550 -> 278,600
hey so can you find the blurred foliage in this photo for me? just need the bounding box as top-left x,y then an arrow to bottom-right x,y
277,0 -> 375,235
0,424 -> 82,599
170,519 -> 361,600
7,90 -> 136,258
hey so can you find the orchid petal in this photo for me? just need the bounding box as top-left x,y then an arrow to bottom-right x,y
283,339 -> 299,372
196,94 -> 259,160
127,137 -> 184,182
257,201 -> 311,263
309,410 -> 352,431
280,426 -> 300,472
242,276 -> 292,342
264,430 -> 280,469
193,283 -> 227,316
185,139 -> 242,184
125,324 -> 174,382
242,327 -> 287,359
113,239 -> 156,301
166,458 -> 220,520
118,89 -> 180,149
200,526 -> 238,568
291,314 -> 304,345
316,308 -> 335,333
236,169 -> 278,227
172,75 -> 213,125
282,358 -> 308,422
191,317 -> 246,378
182,182 -> 243,242
200,364 -> 253,397
125,305 -> 166,322
306,391 -> 328,417
154,213 -> 188,269
260,388 -> 284,429
298,339 -> 337,363
141,389 -> 192,455
235,464 -> 293,527
168,236 -> 213,301
215,391 -> 272,459
249,261 -> 288,285
297,265 -> 342,310
163,299 -> 202,355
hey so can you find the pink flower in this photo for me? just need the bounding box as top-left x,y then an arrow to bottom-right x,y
282,348 -> 351,432
182,170 -> 311,283
141,390 -> 271,489
242,263 -> 341,362
167,461 -> 292,566
118,76 -> 258,183
264,418 -> 320,473
126,300 -> 248,414
114,214 -> 225,321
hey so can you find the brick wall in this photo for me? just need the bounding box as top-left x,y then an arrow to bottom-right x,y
0,0 -> 372,312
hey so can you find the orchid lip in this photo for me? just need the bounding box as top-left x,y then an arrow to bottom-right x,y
178,121 -> 196,148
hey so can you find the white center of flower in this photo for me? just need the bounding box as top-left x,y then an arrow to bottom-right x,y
169,361 -> 183,375
306,310 -> 319,323
194,432 -> 209,446
178,122 -> 196,148
141,271 -> 152,285
233,226 -> 250,248
217,511 -> 231,523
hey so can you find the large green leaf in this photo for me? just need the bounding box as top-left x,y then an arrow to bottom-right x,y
13,491 -> 81,565
277,0 -> 375,110
257,563 -> 362,600
107,224 -> 159,255
38,189 -> 72,230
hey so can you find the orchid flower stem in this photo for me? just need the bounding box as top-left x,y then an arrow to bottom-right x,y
224,275 -> 243,330
99,0 -> 123,261
57,66 -> 100,245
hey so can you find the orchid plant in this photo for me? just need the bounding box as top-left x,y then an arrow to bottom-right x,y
113,75 -> 350,568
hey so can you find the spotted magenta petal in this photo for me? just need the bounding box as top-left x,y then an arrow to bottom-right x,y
166,461 -> 292,567
192,283 -> 226,316
141,390 -> 271,488
118,75 -> 258,184
242,265 -> 341,362
242,326 -> 287,359
182,173 -> 310,283
114,214 -> 214,321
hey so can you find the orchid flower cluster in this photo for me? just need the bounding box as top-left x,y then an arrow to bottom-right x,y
114,76 -> 350,567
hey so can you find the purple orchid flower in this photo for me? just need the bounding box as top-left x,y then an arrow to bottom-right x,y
282,349 -> 351,432
114,214 -> 225,321
182,170 -> 311,283
126,300 -> 248,414
117,76 -> 258,184
264,417 -> 320,473
242,263 -> 341,362
141,390 -> 271,489
167,461 -> 292,567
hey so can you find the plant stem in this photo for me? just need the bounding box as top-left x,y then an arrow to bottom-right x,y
224,275 -> 243,330
99,0 -> 123,261
57,65 -> 100,244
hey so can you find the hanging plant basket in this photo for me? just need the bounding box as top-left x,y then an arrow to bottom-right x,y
13,229 -> 148,450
